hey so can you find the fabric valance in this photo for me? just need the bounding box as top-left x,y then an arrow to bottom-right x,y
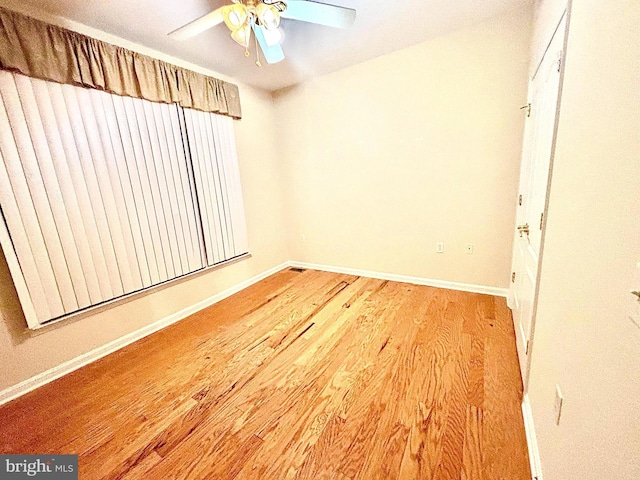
0,7 -> 242,119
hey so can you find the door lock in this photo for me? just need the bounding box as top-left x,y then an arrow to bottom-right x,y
517,223 -> 530,237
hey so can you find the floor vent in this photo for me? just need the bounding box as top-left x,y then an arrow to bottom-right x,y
290,267 -> 306,273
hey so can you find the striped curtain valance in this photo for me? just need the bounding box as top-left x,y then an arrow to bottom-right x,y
0,6 -> 242,119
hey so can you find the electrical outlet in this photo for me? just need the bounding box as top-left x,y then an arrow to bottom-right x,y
436,242 -> 444,253
466,243 -> 474,254
554,385 -> 564,425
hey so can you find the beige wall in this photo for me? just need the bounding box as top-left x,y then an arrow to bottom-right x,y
0,4 -> 289,391
527,0 -> 640,478
273,8 -> 532,288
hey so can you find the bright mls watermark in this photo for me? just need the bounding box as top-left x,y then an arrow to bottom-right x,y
0,455 -> 78,479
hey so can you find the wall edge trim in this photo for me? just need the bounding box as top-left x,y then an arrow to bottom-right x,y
289,261 -> 509,297
0,261 -> 290,406
522,393 -> 544,480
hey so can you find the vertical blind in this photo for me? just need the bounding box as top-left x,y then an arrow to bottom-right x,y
0,70 -> 248,328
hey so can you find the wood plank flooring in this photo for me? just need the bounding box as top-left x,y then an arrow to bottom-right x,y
0,268 -> 530,479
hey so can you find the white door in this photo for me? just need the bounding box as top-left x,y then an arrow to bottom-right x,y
509,16 -> 566,388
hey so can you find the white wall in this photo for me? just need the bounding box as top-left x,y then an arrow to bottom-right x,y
0,2 -> 289,391
527,0 -> 640,478
274,8 -> 533,289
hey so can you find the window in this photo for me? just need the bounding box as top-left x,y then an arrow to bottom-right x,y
0,71 -> 248,328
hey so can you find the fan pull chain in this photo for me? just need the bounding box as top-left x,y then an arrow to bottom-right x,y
254,29 -> 262,67
244,18 -> 251,57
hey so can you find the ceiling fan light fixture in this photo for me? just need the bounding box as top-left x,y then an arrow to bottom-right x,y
230,20 -> 252,48
169,0 -> 356,66
256,3 -> 280,30
223,3 -> 248,30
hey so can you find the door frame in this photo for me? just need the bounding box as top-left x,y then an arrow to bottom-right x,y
509,8 -> 571,391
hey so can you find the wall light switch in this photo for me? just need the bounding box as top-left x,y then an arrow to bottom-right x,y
436,242 -> 444,253
554,385 -> 564,426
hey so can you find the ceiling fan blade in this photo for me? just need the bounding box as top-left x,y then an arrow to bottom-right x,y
168,7 -> 225,40
281,1 -> 356,29
253,25 -> 285,64
262,27 -> 283,47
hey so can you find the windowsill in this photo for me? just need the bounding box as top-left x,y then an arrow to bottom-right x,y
27,252 -> 252,332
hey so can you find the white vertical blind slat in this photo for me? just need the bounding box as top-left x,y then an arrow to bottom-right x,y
138,99 -> 177,280
141,101 -> 181,278
219,115 -> 249,255
183,109 -> 216,265
200,111 -> 227,263
176,106 -> 207,271
182,108 -> 249,265
10,75 -> 80,313
198,110 -> 226,263
0,73 -> 69,317
30,79 -> 97,308
154,104 -> 190,274
166,106 -> 200,272
0,96 -> 53,321
206,113 -> 234,258
0,72 -> 248,327
75,86 -> 135,295
120,95 -> 165,285
89,89 -> 144,292
200,108 -> 225,265
45,82 -> 107,304
108,94 -> 155,288
202,112 -> 230,260
130,98 -> 172,282
60,84 -> 119,300
79,89 -> 140,295
14,75 -> 89,309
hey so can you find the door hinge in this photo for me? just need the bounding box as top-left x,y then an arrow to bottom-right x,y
539,212 -> 544,230
518,194 -> 523,206
525,340 -> 530,355
512,272 -> 516,283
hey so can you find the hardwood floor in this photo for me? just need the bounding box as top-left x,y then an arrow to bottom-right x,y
0,269 -> 530,479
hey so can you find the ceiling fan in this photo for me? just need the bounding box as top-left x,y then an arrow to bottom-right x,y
168,0 -> 356,66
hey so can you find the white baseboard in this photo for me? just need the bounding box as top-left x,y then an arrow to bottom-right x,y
522,394 -> 543,480
507,288 -> 516,309
289,261 -> 509,298
0,261 -> 290,407
0,260 -> 507,406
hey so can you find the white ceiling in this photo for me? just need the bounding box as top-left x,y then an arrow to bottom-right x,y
11,0 -> 532,92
